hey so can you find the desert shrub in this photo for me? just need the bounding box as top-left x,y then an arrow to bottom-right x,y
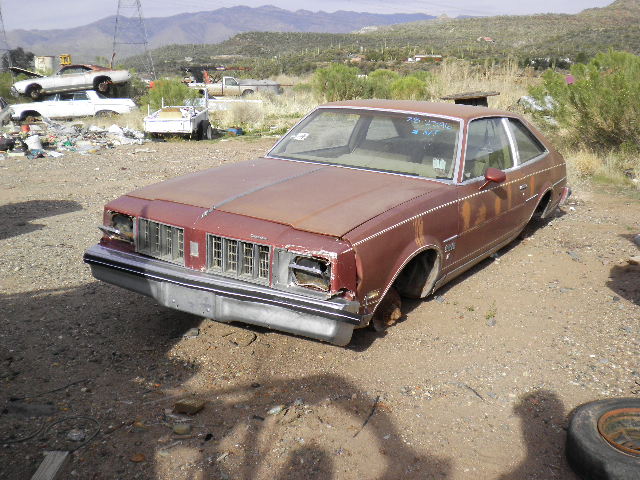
139,78 -> 199,110
366,69 -> 400,98
529,50 -> 640,151
312,64 -> 366,102
389,75 -> 428,100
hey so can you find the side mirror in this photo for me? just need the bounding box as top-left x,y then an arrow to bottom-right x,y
479,167 -> 506,190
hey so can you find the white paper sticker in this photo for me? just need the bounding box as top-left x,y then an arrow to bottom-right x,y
292,132 -> 309,141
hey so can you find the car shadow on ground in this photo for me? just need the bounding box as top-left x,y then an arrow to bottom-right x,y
607,234 -> 640,306
0,281 -> 452,479
0,199 -> 83,240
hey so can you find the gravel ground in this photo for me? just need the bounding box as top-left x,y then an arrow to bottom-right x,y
0,136 -> 638,480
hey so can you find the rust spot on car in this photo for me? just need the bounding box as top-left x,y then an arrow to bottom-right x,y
494,196 -> 502,215
462,201 -> 472,230
413,217 -> 425,247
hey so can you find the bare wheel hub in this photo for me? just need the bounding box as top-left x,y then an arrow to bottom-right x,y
597,407 -> 640,456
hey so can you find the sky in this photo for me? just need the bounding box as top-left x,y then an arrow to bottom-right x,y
1,0 -> 614,31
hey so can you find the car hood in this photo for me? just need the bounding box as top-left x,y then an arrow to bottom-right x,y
127,157 -> 446,237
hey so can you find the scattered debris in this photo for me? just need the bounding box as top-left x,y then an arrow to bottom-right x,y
31,451 -> 69,480
267,405 -> 285,415
353,395 -> 380,438
172,423 -> 192,435
65,429 -> 86,442
129,453 -> 146,463
628,256 -> 640,265
567,251 -> 581,262
173,397 -> 206,415
182,327 -> 200,338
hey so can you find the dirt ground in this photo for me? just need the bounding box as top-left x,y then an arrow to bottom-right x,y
1,136 -> 639,480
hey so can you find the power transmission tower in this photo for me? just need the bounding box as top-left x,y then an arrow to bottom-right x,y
0,1 -> 12,72
112,0 -> 155,79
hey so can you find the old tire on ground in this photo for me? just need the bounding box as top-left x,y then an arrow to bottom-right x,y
371,287 -> 402,332
27,85 -> 42,101
566,398 -> 640,480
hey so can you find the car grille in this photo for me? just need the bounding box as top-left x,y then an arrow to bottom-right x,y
137,218 -> 185,265
206,235 -> 271,284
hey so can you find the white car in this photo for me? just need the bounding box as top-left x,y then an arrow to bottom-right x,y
10,90 -> 137,121
11,64 -> 132,100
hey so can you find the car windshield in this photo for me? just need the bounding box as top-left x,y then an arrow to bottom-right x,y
269,108 -> 460,179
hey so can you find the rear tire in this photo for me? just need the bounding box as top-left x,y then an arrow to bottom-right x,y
95,78 -> 112,94
241,89 -> 254,96
27,85 -> 42,101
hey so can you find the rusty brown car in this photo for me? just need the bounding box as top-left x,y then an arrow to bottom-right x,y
84,100 -> 570,345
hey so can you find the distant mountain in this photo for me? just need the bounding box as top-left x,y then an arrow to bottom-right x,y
6,5 -> 437,62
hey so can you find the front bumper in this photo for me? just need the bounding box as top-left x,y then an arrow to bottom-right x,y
83,245 -> 361,346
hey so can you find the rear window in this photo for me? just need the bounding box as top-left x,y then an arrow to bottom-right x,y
508,118 -> 547,163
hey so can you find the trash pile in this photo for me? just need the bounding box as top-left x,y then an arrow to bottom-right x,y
0,119 -> 147,160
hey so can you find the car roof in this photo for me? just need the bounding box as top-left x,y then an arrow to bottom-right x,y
61,64 -> 111,71
321,99 -> 515,121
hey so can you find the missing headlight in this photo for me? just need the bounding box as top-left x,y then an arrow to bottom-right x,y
99,212 -> 134,243
289,256 -> 331,291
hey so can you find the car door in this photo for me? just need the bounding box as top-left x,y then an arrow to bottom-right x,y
70,91 -> 94,116
504,117 -> 552,223
53,66 -> 89,91
450,117 -> 528,269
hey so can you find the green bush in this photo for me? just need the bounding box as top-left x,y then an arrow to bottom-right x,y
530,50 -> 640,151
139,78 -> 199,111
312,64 -> 367,102
366,69 -> 399,98
389,75 -> 428,100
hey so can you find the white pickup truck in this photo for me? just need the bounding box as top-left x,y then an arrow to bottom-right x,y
190,76 -> 282,97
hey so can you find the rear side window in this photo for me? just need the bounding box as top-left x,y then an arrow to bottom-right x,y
463,118 -> 513,180
508,118 -> 547,163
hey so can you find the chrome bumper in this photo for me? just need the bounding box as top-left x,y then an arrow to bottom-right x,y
83,245 -> 361,346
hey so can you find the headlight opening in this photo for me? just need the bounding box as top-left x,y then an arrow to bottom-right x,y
289,256 -> 332,291
99,212 -> 135,243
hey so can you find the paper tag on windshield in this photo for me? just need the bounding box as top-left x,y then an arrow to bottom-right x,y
292,132 -> 309,141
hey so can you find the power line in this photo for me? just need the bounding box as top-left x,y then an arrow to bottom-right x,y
113,0 -> 155,79
0,1 -> 12,72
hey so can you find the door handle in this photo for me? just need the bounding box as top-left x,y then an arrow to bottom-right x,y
519,184 -> 528,191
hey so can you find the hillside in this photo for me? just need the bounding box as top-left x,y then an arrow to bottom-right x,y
139,0 -> 639,73
6,6 -> 436,62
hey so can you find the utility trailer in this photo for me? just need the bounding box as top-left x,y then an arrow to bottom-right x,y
143,104 -> 212,140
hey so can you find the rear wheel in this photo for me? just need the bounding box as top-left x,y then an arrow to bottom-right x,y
241,89 -> 254,96
26,85 -> 42,101
95,77 -> 112,94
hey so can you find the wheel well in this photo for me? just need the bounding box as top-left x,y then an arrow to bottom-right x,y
26,84 -> 41,92
21,110 -> 41,120
93,76 -> 111,87
534,190 -> 553,219
393,248 -> 440,299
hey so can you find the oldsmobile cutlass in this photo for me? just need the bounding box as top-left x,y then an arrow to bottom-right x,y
84,100 -> 570,345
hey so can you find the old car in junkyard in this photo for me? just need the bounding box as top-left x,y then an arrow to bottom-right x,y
10,90 -> 136,122
11,64 -> 131,100
84,100 -> 570,346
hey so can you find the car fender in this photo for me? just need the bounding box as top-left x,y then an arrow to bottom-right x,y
354,230 -> 444,315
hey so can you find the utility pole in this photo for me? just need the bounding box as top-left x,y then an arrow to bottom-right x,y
113,0 -> 155,79
0,1 -> 12,73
